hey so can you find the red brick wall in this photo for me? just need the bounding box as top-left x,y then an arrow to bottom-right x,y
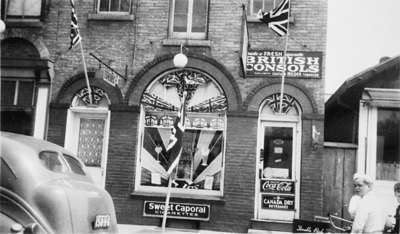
17,0 -> 328,232
47,104 -> 68,146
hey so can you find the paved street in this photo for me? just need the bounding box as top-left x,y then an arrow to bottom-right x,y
118,224 -> 291,234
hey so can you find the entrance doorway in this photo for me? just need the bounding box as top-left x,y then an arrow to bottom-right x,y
64,87 -> 111,188
255,94 -> 301,221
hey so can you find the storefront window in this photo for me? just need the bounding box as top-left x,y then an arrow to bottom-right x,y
376,108 -> 400,181
137,69 -> 227,196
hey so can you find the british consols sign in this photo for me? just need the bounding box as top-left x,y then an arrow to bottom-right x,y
143,201 -> 210,221
246,50 -> 322,79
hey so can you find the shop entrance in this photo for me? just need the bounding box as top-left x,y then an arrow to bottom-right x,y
254,93 -> 302,221
256,121 -> 300,221
64,87 -> 111,188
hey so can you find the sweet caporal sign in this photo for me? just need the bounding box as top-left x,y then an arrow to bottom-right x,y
143,201 -> 210,221
246,50 -> 322,79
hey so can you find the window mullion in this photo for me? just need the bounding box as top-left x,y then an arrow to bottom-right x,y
187,0 -> 194,36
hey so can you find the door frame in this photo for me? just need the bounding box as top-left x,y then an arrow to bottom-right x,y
64,106 -> 110,188
254,117 -> 301,221
357,88 -> 400,216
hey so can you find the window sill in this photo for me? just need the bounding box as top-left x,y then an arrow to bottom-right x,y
162,39 -> 211,47
247,15 -> 295,24
1,106 -> 35,112
88,13 -> 134,21
5,19 -> 43,28
130,191 -> 225,204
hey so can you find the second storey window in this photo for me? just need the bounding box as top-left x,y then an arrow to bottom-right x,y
170,0 -> 208,40
248,0 -> 275,16
98,0 -> 131,13
3,0 -> 42,20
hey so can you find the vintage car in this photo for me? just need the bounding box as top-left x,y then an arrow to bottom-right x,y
0,131 -> 118,234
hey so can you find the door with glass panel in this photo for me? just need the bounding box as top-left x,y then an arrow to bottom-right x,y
65,111 -> 110,187
256,121 -> 299,221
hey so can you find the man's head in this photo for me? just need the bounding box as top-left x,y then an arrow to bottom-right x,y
353,173 -> 373,197
394,182 -> 400,203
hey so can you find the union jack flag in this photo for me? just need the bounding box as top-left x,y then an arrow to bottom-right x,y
257,0 -> 290,36
165,92 -> 187,176
69,0 -> 81,49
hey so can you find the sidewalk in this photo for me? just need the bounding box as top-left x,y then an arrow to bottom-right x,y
118,224 -> 292,234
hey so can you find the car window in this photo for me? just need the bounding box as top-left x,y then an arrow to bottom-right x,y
1,158 -> 17,189
38,151 -> 67,173
63,154 -> 86,175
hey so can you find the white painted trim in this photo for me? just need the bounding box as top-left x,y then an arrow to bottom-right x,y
64,107 -> 110,188
33,86 -> 49,139
134,105 -> 145,193
366,107 -> 377,178
255,120 -> 301,221
357,101 -> 368,174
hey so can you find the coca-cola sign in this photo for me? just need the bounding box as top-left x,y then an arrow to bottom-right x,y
260,179 -> 295,194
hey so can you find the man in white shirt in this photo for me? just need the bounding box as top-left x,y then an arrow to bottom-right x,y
351,173 -> 386,234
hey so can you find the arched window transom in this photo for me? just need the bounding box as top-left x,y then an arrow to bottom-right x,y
73,87 -> 110,107
261,93 -> 301,116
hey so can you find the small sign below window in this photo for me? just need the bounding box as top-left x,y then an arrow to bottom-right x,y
143,201 -> 210,221
261,194 -> 295,210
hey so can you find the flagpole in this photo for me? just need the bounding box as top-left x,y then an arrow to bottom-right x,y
79,41 -> 93,104
278,0 -> 291,114
161,92 -> 186,231
161,169 -> 175,231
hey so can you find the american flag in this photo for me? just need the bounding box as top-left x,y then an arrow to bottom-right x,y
165,92 -> 187,176
69,0 -> 81,49
257,0 -> 290,36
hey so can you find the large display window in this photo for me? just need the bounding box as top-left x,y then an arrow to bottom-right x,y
358,88 -> 400,219
135,69 -> 227,196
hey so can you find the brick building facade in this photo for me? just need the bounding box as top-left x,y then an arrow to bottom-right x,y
1,0 -> 327,232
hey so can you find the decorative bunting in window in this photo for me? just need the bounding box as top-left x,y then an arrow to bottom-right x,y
141,69 -> 227,113
142,92 -> 178,111
189,95 -> 227,112
141,128 -> 223,189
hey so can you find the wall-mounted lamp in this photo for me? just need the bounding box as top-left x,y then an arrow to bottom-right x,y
173,44 -> 188,68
